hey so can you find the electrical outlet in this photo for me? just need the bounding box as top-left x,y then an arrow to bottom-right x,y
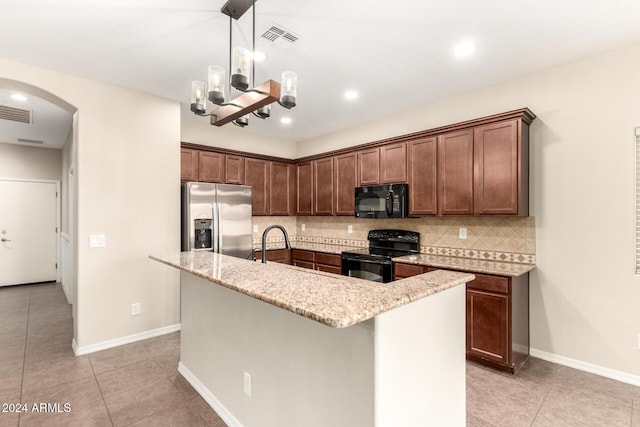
301,224 -> 306,231
252,224 -> 258,233
458,228 -> 467,240
243,372 -> 252,397
131,303 -> 141,316
348,225 -> 353,234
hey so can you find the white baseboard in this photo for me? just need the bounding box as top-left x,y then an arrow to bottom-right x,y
530,347 -> 640,387
72,323 -> 181,356
178,362 -> 244,427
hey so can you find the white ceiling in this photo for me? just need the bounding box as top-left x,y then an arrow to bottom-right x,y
1,0 -> 640,147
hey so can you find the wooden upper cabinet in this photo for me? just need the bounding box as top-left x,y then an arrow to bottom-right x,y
313,158 -> 334,215
245,158 -> 269,216
438,129 -> 474,215
474,119 -> 525,215
270,161 -> 294,215
334,153 -> 357,216
296,162 -> 313,216
408,137 -> 438,215
225,155 -> 245,185
198,151 -> 225,183
181,148 -> 199,182
358,148 -> 380,185
380,142 -> 407,183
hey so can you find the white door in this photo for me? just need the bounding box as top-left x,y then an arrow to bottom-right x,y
0,180 -> 57,286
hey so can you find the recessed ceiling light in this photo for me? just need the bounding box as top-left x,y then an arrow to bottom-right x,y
280,117 -> 292,125
453,40 -> 475,58
252,51 -> 266,61
344,90 -> 358,100
10,93 -> 28,102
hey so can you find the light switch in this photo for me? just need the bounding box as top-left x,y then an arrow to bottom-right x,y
89,234 -> 106,248
348,225 -> 353,234
301,224 -> 306,231
253,224 -> 258,233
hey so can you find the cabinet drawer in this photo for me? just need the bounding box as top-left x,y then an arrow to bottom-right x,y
315,252 -> 341,267
292,249 -> 314,262
294,260 -> 315,270
394,263 -> 426,278
316,264 -> 342,275
467,273 -> 509,294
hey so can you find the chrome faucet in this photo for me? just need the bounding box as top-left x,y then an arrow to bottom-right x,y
261,225 -> 291,263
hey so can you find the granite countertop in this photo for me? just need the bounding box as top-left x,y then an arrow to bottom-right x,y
392,254 -> 535,277
150,251 -> 474,329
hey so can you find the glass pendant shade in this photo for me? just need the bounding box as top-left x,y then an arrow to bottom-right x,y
255,104 -> 271,118
207,65 -> 225,104
190,80 -> 207,115
280,71 -> 297,108
231,47 -> 251,90
234,114 -> 249,127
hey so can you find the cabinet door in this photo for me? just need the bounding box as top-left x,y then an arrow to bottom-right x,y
438,129 -> 473,215
474,119 -> 520,215
314,158 -> 334,215
408,137 -> 437,215
198,152 -> 225,183
225,155 -> 245,184
358,148 -> 380,185
270,161 -> 293,215
296,162 -> 313,216
393,262 -> 426,280
245,158 -> 269,216
181,148 -> 199,182
380,142 -> 407,183
466,288 -> 510,365
334,153 -> 357,216
292,249 -> 315,270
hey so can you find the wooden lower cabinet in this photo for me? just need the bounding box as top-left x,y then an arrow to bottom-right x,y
393,262 -> 529,373
393,262 -> 432,279
254,248 -> 291,264
292,249 -> 314,269
466,273 -> 529,373
291,249 -> 342,274
314,252 -> 341,274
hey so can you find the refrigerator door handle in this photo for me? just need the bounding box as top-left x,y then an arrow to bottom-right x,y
212,202 -> 220,253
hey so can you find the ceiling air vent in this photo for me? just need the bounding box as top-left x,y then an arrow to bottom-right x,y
0,105 -> 32,124
261,23 -> 300,45
17,138 -> 44,145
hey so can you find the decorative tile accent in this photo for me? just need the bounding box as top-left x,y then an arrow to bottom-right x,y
253,234 -> 535,265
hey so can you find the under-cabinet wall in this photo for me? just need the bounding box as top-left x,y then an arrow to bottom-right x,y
253,215 -> 535,258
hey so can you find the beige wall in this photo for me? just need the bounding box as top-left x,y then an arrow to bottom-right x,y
61,129 -> 72,234
298,44 -> 640,378
0,142 -> 62,181
0,58 -> 181,349
181,114 -> 297,159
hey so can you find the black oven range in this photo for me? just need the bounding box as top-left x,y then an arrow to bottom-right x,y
341,229 -> 420,283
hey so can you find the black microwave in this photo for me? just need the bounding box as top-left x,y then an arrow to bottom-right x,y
354,183 -> 409,218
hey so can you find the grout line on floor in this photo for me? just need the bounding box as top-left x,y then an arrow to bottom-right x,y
17,286 -> 32,425
87,356 -> 116,427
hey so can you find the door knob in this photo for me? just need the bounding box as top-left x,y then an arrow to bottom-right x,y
1,238 -> 10,242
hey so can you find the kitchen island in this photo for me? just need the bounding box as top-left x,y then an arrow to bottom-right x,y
151,251 -> 474,427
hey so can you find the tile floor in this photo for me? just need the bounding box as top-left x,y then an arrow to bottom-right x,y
0,282 -> 639,426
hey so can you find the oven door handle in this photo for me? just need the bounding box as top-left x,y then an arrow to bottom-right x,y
342,257 -> 392,266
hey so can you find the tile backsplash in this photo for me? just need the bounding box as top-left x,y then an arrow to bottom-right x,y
252,215 -> 535,262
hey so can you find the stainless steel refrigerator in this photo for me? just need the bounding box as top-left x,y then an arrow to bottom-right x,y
181,182 -> 253,260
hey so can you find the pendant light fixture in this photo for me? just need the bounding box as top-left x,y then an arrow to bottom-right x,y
190,0 -> 297,127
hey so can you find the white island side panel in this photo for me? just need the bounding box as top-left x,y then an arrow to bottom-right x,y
179,271 -> 375,427
375,283 -> 466,427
